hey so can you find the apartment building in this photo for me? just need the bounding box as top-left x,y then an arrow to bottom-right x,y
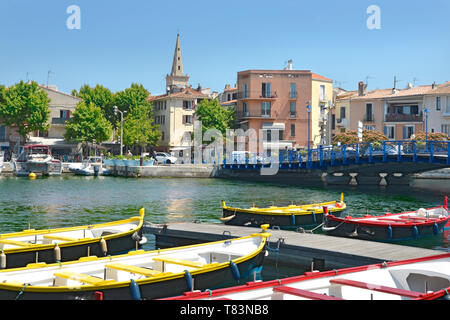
235,61 -> 333,152
149,34 -> 209,155
424,81 -> 450,135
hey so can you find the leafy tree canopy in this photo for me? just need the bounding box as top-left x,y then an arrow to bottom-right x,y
0,81 -> 50,140
64,101 -> 112,145
72,84 -> 116,125
332,130 -> 388,145
194,99 -> 235,137
410,131 -> 449,141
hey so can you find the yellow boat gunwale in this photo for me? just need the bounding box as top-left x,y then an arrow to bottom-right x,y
0,231 -> 271,293
0,209 -> 146,254
222,201 -> 347,216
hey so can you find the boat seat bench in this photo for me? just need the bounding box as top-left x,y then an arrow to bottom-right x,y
43,235 -> 78,242
329,279 -> 424,298
273,286 -> 343,300
105,263 -> 165,277
53,271 -> 116,286
152,256 -> 218,268
0,239 -> 37,247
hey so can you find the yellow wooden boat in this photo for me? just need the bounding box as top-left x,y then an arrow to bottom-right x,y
0,209 -> 146,269
221,193 -> 346,229
0,225 -> 271,300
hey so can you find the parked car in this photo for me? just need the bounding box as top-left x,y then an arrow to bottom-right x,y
154,152 -> 177,164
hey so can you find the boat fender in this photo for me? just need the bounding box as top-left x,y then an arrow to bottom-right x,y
412,225 -> 419,239
230,261 -> 240,281
387,225 -> 393,239
100,237 -> 108,256
433,222 -> 439,235
184,270 -> 193,291
0,251 -> 5,269
129,279 -> 141,300
54,244 -> 61,262
290,214 -> 295,226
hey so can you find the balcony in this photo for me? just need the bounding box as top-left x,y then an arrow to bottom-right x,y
319,94 -> 328,103
288,91 -> 297,99
51,117 -> 69,125
237,91 -> 278,100
385,113 -> 423,122
237,111 -> 272,119
336,118 -> 348,127
363,114 -> 375,122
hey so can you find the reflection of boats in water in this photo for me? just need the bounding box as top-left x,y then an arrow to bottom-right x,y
69,156 -> 110,176
0,151 -> 4,173
13,145 -> 62,176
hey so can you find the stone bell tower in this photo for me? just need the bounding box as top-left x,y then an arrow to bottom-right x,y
166,33 -> 189,93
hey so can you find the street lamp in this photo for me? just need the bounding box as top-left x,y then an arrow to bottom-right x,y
114,106 -> 126,156
424,108 -> 429,151
306,102 -> 312,165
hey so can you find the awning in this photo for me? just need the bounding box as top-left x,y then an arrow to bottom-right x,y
262,122 -> 285,130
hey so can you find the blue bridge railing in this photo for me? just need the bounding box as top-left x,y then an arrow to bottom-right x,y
221,140 -> 450,170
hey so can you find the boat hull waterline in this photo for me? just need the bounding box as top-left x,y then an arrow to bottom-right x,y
0,226 -> 271,300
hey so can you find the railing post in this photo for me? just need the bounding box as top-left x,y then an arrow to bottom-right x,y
343,145 -> 347,165
383,142 -> 387,162
319,145 -> 324,167
429,141 -> 434,163
397,141 -> 402,162
331,147 -> 335,166
355,143 -> 360,164
447,142 -> 450,165
413,141 -> 417,162
307,149 -> 312,169
369,143 -> 373,163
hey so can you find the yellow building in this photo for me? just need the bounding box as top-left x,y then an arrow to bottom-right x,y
311,74 -> 334,146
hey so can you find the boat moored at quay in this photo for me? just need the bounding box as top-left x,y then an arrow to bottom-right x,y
322,197 -> 450,242
0,226 -> 271,300
164,252 -> 450,301
0,209 -> 146,269
221,193 -> 346,229
12,145 -> 62,176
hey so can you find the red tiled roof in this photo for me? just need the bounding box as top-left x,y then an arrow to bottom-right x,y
312,73 -> 332,82
148,87 -> 208,101
427,81 -> 450,94
351,85 -> 434,100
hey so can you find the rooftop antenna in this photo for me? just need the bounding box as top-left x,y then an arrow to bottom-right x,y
412,77 -> 419,86
46,70 -> 55,87
26,72 -> 32,83
365,75 -> 374,87
393,76 -> 402,89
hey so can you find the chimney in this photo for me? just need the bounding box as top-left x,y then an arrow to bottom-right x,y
197,83 -> 202,91
288,59 -> 293,70
432,82 -> 436,89
358,81 -> 366,96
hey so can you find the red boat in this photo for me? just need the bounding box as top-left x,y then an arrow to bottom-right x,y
161,252 -> 450,300
321,197 -> 450,242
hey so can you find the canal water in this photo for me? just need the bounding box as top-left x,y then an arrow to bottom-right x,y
0,175 -> 449,280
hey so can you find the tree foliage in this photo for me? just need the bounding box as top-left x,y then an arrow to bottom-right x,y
194,99 -> 235,136
332,130 -> 388,145
122,104 -> 161,151
410,131 -> 450,141
72,84 -> 116,125
64,101 -> 112,146
0,81 -> 50,140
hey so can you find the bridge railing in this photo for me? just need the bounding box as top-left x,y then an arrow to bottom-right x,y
221,140 -> 450,169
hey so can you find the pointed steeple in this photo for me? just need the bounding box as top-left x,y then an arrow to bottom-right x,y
170,34 -> 184,77
166,33 -> 189,92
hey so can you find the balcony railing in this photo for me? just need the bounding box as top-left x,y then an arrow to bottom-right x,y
385,113 -> 423,122
52,117 -> 69,125
289,91 -> 297,99
364,114 -> 375,122
237,91 -> 278,100
237,111 -> 272,119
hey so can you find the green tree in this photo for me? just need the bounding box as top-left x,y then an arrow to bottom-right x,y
72,84 -> 116,125
122,104 -> 161,153
114,83 -> 152,115
64,101 -> 112,155
332,130 -> 388,145
194,99 -> 235,136
0,81 -> 50,141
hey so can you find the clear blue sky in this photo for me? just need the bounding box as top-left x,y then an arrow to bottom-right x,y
1,0 -> 449,95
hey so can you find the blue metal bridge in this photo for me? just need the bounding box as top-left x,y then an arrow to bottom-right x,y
219,140 -> 450,186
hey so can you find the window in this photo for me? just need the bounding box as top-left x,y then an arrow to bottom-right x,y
437,97 -> 441,111
290,124 -> 295,137
442,124 -> 450,135
446,96 -> 450,114
384,126 -> 395,140
320,85 -> 326,100
0,125 -> 5,140
403,125 -> 415,139
261,102 -> 271,117
183,101 -> 192,110
161,131 -> 165,141
364,125 -> 375,131
290,83 -> 296,98
60,110 -> 70,118
242,102 -> 248,114
242,83 -> 248,98
340,107 -> 346,119
290,102 -> 296,117
262,83 -> 271,98
183,115 -> 193,124
365,103 -> 373,121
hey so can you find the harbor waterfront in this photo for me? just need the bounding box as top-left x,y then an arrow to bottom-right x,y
0,174 -> 449,281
